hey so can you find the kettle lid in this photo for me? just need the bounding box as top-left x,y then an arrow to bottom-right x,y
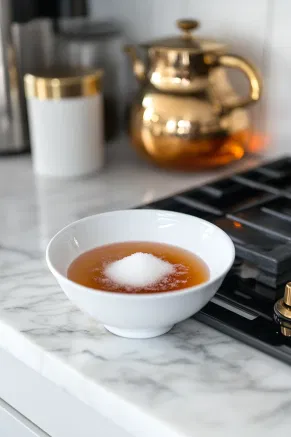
141,19 -> 226,53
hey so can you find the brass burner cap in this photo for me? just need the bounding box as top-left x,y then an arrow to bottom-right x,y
274,282 -> 291,320
274,283 -> 291,336
281,326 -> 291,337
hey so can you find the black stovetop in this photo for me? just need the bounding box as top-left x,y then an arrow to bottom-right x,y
139,156 -> 291,365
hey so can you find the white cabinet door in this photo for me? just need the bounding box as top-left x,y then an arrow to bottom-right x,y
0,397 -> 49,437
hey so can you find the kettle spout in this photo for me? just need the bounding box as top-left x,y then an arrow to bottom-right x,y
124,45 -> 146,82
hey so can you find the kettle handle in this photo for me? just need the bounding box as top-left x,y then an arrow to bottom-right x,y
208,54 -> 262,113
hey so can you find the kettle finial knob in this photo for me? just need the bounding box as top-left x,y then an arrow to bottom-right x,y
177,19 -> 200,37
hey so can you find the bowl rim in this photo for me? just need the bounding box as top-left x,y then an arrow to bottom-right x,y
46,209 -> 235,300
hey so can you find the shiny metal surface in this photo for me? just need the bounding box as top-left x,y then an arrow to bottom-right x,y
24,68 -> 102,100
141,19 -> 226,54
284,282 -> 291,307
0,11 -> 56,154
125,18 -> 262,170
274,283 -> 291,337
0,0 -> 28,154
0,0 -> 11,117
274,283 -> 291,319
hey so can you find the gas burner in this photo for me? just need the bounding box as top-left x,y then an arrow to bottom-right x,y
139,156 -> 291,364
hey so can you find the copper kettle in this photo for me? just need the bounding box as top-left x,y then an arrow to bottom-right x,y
124,19 -> 262,170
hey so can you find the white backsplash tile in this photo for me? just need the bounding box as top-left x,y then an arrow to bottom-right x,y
187,0 -> 268,65
265,46 -> 291,153
89,0 -> 190,41
264,1 -> 291,152
269,0 -> 291,48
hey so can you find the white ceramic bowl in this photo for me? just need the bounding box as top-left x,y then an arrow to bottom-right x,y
46,209 -> 235,338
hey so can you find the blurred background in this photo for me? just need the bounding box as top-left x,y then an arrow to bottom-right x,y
2,0 -> 290,163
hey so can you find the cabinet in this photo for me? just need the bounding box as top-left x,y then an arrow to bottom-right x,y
0,397 -> 49,437
0,347 -> 133,437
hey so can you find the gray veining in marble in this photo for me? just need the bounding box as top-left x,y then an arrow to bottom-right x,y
1,138 -> 291,437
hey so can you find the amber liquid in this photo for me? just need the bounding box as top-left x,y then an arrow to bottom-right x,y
67,241 -> 209,294
133,125 -> 250,171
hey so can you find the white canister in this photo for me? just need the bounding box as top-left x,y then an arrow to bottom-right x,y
24,69 -> 104,178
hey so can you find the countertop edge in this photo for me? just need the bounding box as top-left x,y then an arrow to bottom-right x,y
0,318 -> 184,437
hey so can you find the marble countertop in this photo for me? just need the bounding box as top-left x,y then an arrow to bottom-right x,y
1,137 -> 291,437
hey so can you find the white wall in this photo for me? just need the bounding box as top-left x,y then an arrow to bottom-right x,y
266,0 -> 291,153
90,0 -> 291,154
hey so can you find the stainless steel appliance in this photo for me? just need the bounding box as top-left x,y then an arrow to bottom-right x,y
0,0 -> 56,155
0,0 -> 28,154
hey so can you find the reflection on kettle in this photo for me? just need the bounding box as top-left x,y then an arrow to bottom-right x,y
125,19 -> 262,170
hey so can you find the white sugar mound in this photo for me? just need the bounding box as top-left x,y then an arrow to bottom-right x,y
105,252 -> 174,288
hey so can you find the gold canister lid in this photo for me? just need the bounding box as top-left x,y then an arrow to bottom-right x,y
24,68 -> 103,100
141,19 -> 226,53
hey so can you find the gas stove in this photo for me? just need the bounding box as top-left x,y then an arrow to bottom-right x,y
139,156 -> 291,364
